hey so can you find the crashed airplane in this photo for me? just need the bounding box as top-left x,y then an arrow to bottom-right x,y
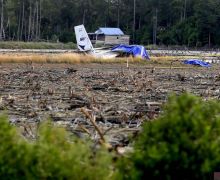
74,24 -> 150,59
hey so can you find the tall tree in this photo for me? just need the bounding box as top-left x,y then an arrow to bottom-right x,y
0,0 -> 4,40
0,0 -> 220,47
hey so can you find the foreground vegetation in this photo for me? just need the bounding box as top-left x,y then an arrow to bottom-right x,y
0,118 -> 113,179
119,94 -> 220,179
1,94 -> 220,179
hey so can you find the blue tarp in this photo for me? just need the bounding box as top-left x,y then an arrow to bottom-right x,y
183,59 -> 211,67
111,44 -> 150,60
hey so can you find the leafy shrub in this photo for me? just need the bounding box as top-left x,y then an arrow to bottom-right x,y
3,93 -> 220,180
118,93 -> 220,180
59,31 -> 75,43
0,117 -> 113,179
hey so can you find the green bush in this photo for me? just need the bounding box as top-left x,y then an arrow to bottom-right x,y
118,93 -> 220,180
0,117 -> 113,179
2,94 -> 220,180
59,31 -> 75,43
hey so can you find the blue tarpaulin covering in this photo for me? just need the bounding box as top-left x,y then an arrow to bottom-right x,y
111,44 -> 150,60
183,59 -> 211,67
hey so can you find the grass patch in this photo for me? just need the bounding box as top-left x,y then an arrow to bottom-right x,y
151,55 -> 202,61
0,41 -> 76,49
0,53 -> 196,67
0,53 -> 148,64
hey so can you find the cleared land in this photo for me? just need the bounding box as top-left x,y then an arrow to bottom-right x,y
0,62 -> 218,147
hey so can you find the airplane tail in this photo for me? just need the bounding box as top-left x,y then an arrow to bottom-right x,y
74,25 -> 94,52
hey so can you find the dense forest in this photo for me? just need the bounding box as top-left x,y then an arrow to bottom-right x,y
0,0 -> 220,47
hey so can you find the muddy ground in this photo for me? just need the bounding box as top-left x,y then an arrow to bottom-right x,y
0,63 -> 219,147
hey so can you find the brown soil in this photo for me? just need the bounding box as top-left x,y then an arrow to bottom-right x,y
0,63 -> 218,147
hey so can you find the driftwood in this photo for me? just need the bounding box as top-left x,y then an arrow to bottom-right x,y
81,108 -> 112,149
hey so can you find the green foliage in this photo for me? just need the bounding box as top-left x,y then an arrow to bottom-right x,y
2,94 -> 220,179
158,18 -> 199,47
59,31 -> 75,43
0,117 -> 113,179
2,0 -> 220,46
118,93 -> 220,179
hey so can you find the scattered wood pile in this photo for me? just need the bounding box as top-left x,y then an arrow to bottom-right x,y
0,63 -> 219,147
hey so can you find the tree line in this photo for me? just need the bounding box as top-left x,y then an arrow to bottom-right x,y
0,0 -> 220,47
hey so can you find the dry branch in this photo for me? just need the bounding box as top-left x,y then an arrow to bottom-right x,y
81,108 -> 111,149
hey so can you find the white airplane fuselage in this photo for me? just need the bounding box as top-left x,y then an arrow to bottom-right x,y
74,24 -> 120,59
74,24 -> 150,60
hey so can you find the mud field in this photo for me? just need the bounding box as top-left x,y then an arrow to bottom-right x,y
0,63 -> 219,147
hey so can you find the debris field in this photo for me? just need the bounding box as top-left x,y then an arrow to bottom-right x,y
0,63 -> 219,147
